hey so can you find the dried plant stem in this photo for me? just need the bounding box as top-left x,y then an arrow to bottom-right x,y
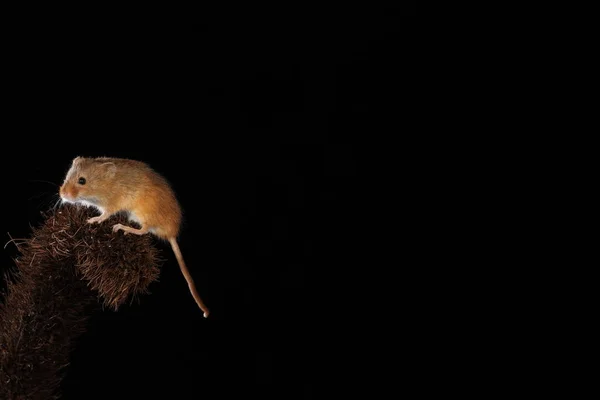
0,205 -> 161,400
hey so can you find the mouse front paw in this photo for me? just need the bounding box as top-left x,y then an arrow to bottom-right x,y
87,216 -> 103,224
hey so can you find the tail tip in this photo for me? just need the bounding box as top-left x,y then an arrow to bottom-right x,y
203,310 -> 209,318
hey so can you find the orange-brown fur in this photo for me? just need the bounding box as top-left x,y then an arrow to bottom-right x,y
59,156 -> 210,317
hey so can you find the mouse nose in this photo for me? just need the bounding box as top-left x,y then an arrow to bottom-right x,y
59,186 -> 73,201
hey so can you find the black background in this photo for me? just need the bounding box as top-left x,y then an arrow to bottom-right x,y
0,5 -> 415,399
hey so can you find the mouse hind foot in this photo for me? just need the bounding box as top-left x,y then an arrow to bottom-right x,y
112,223 -> 150,236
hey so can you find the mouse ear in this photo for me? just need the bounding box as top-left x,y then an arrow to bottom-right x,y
101,162 -> 117,178
72,156 -> 83,165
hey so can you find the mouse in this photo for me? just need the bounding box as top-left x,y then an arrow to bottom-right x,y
58,156 -> 210,318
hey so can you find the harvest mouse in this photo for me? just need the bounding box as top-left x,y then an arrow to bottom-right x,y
59,156 -> 210,318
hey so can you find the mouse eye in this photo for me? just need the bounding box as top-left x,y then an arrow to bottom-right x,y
78,177 -> 86,185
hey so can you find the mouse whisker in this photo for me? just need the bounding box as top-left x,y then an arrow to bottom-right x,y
29,179 -> 58,187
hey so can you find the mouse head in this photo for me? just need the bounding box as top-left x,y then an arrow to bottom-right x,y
59,157 -> 117,204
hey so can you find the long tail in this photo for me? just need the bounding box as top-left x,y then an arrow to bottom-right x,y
169,238 -> 210,318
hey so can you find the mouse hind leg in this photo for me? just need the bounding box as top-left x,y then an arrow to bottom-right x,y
112,219 -> 150,236
112,211 -> 151,236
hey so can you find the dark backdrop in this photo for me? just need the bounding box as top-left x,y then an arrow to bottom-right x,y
0,5 -> 415,399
